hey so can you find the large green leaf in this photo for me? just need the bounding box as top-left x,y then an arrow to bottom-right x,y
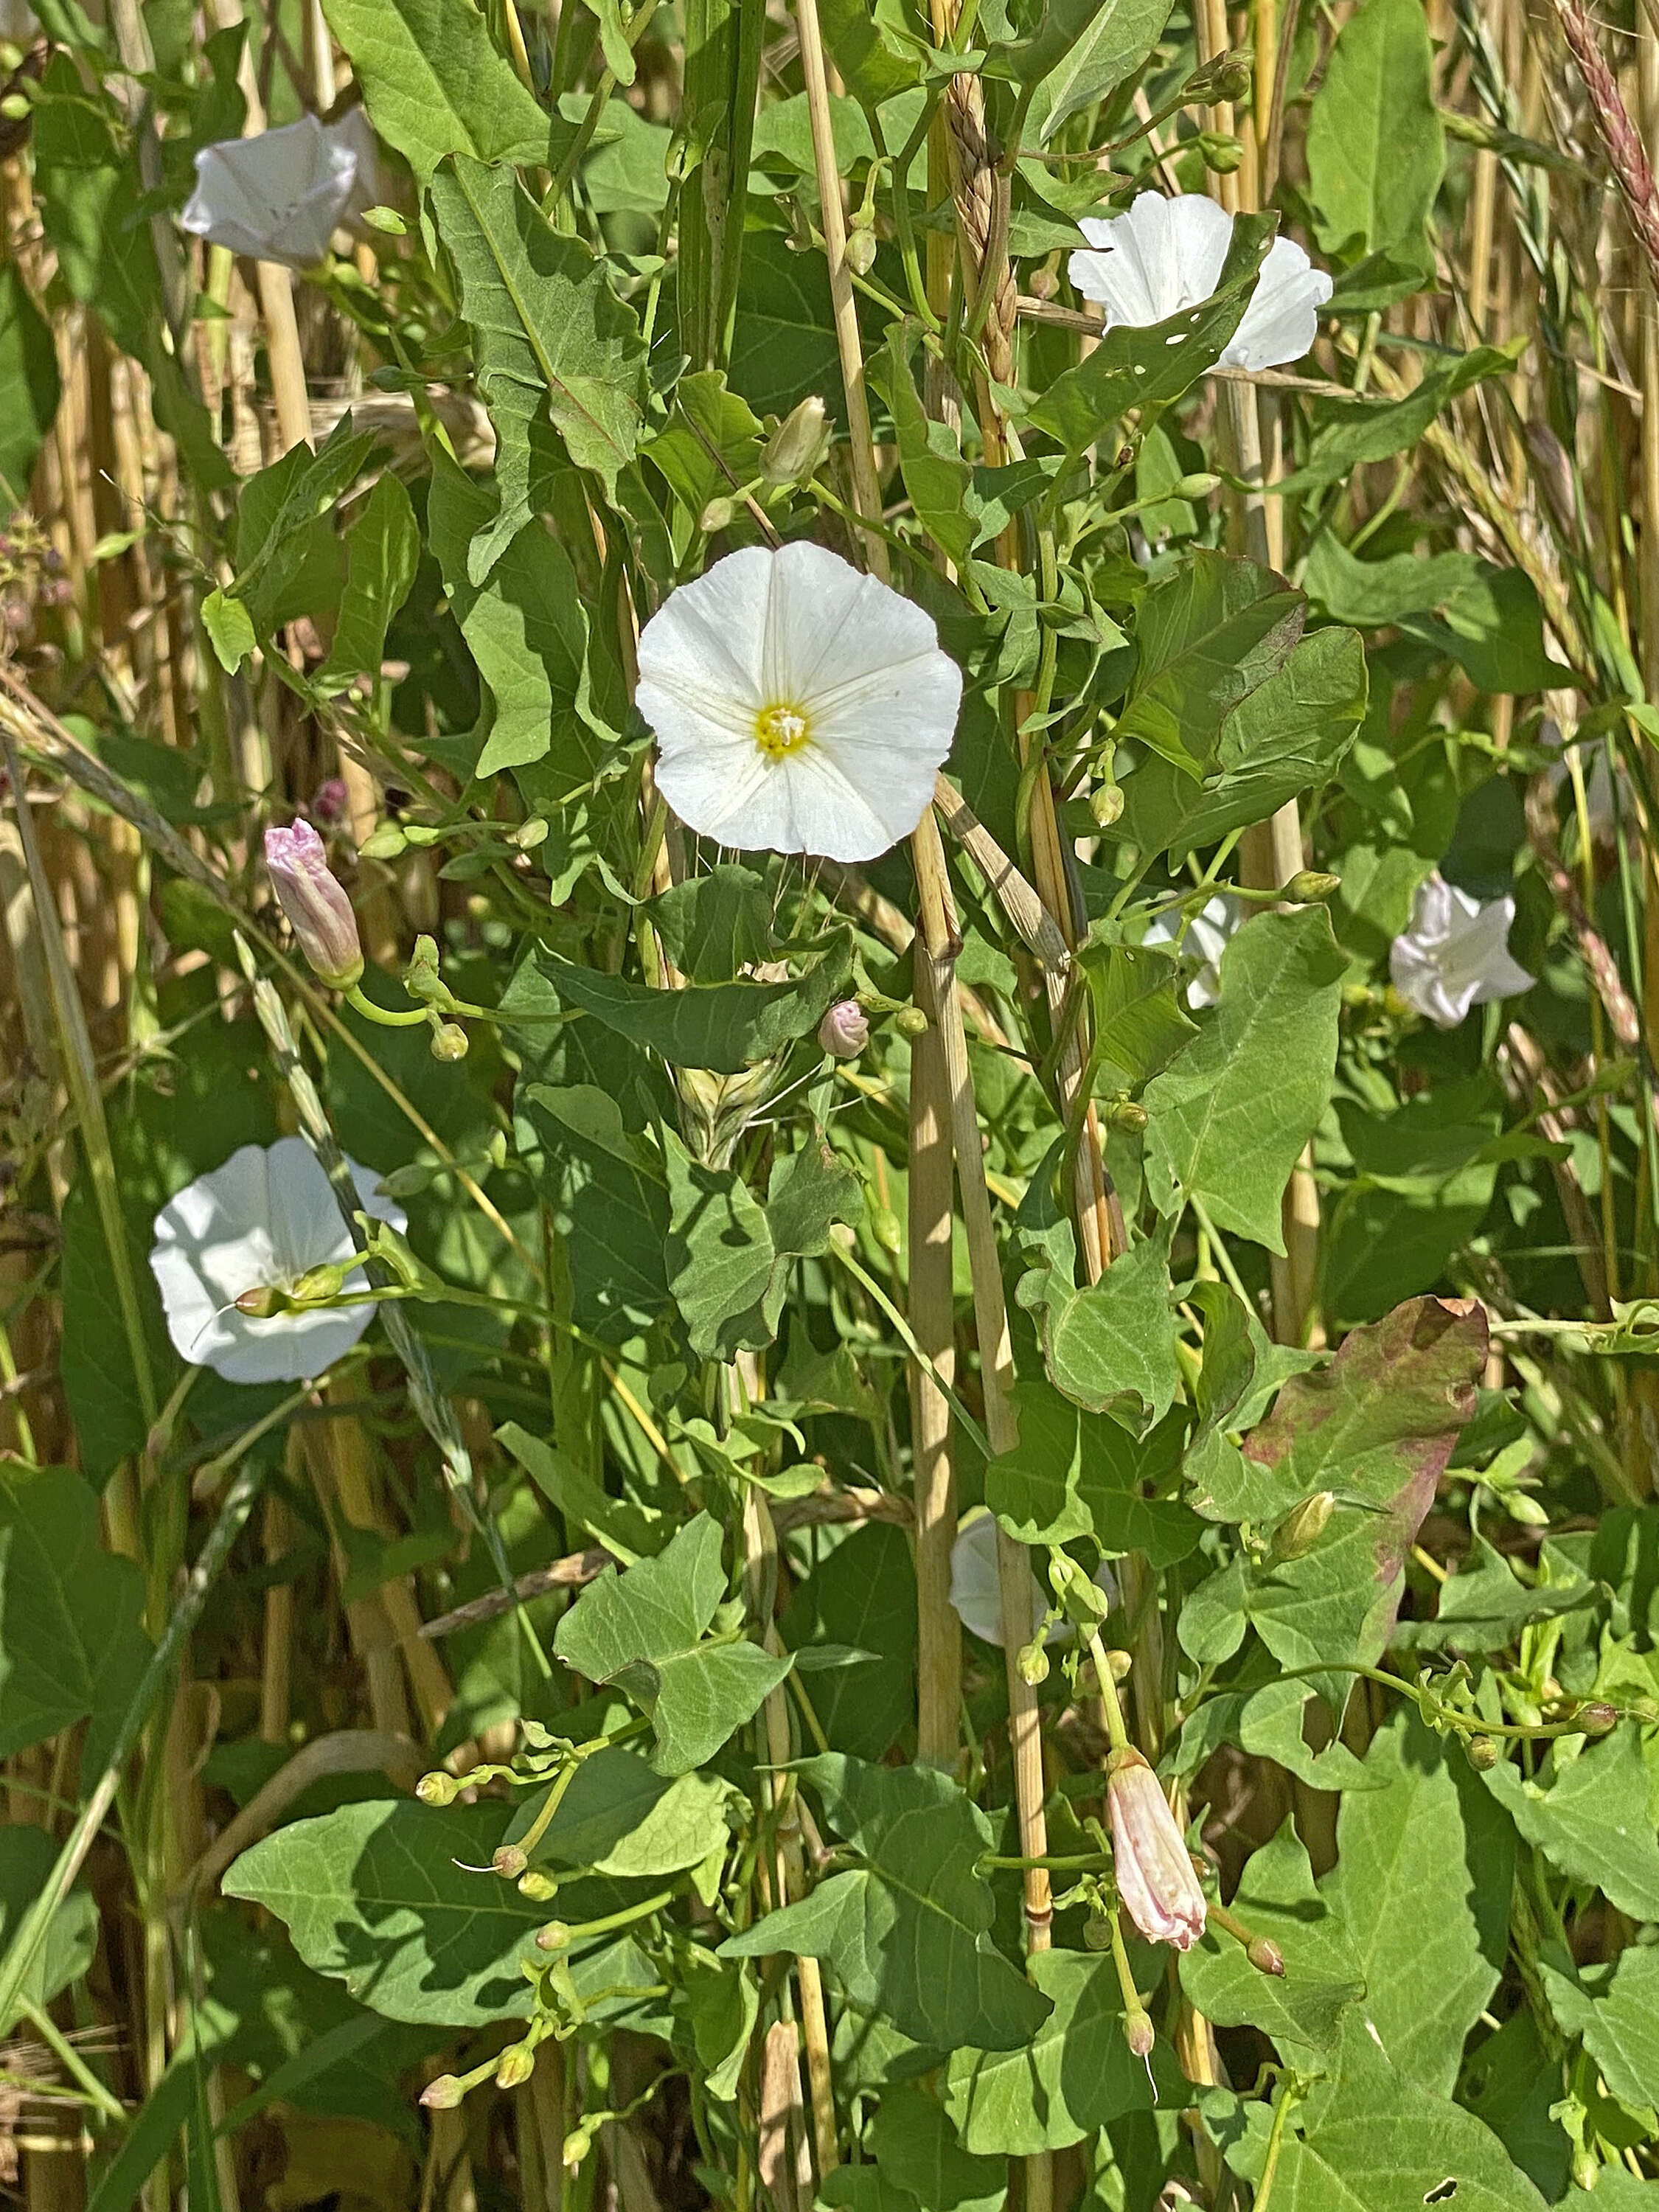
224,1800 -> 615,2026
1540,1947 -> 1659,2113
1178,1821 -> 1364,2060
942,1948 -> 1166,2152
534,936 -> 853,1074
0,1466 -> 150,1771
316,472 -> 421,695
869,2084 -> 1005,2212
1026,215 -> 1275,451
1480,1726 -> 1659,1924
1018,1233 -> 1184,1430
1305,0 -> 1445,259
1281,344 -> 1523,493
321,0 -> 560,184
663,1134 -> 860,1359
722,1756 -> 1051,2051
0,265 -> 60,506
511,1747 -> 728,1880
1142,908 -> 1346,1251
1318,1711 -> 1512,2097
553,1512 -> 793,1773
1015,0 -> 1175,142
1115,550 -> 1304,776
429,156 -> 645,570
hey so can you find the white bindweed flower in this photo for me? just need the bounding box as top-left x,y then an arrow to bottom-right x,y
635,542 -> 962,863
181,109 -> 380,271
1389,870 -> 1536,1029
148,1137 -> 405,1385
1144,892 -> 1240,1010
949,1514 -> 1115,1647
1068,192 -> 1332,373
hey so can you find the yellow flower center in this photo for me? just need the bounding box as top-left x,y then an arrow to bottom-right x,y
754,702 -> 811,758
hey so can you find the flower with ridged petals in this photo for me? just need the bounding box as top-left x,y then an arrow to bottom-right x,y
1068,192 -> 1332,373
1105,1747 -> 1207,1952
1144,892 -> 1240,1010
635,543 -> 962,863
149,1138 -> 405,1385
181,110 -> 380,271
1389,870 -> 1535,1029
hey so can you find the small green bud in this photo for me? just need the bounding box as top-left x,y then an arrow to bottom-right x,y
495,2043 -> 538,2090
1503,1490 -> 1551,1528
1090,777 -> 1124,828
845,226 -> 878,276
362,204 -> 407,234
1196,129 -> 1245,173
234,1286 -> 283,1318
1284,869 -> 1341,902
1270,1491 -> 1335,1563
535,1920 -> 571,1952
0,92 -> 30,120
1083,1913 -> 1114,1952
291,1260 -> 350,1306
1171,472 -> 1222,498
400,823 -> 441,848
870,1203 -> 902,1256
1123,2008 -> 1155,2059
404,935 -> 444,1003
1247,1936 -> 1285,1978
493,1844 -> 529,1880
760,395 -> 831,487
510,816 -> 550,850
1017,1634 -> 1050,1687
416,1770 -> 462,1806
1049,1549 -> 1110,1625
1186,49 -> 1253,102
1105,1098 -> 1148,1134
1579,1703 -> 1619,1736
698,495 -> 735,535
517,1869 -> 559,1902
358,822 -> 407,860
431,1021 -> 469,1062
420,2074 -> 466,2110
894,1006 -> 930,1037
1466,1734 -> 1500,1771
563,2126 -> 594,2171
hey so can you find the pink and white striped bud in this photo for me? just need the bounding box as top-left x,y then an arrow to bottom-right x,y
1105,1747 -> 1206,1953
818,1000 -> 870,1059
264,819 -> 363,990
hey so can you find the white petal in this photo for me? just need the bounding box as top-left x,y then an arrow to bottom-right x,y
1069,193 -> 1231,329
948,1516 -> 1111,1647
766,540 -> 938,702
654,729 -> 804,852
1222,236 -> 1332,371
637,545 -> 773,712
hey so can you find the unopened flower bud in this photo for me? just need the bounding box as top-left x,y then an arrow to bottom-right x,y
1579,1703 -> 1619,1736
1083,1913 -> 1113,1952
517,1869 -> 559,1902
535,1920 -> 571,1952
1090,777 -> 1124,827
870,1203 -> 902,1256
1186,49 -> 1253,102
1196,130 -> 1244,173
359,821 -> 407,860
264,820 -> 364,990
698,496 -> 735,535
510,816 -> 550,850
894,1005 -> 929,1037
431,1023 -> 469,1062
1172,473 -> 1222,498
1123,2007 -> 1155,2059
760,395 -> 831,488
818,1000 -> 870,1058
420,2075 -> 465,2110
404,935 -> 444,1004
1284,869 -> 1340,902
1247,1936 -> 1285,1978
493,1844 -> 529,1879
291,1260 -> 349,1306
1017,1634 -> 1050,1686
234,1286 -> 283,1318
563,2126 -> 593,2171
1466,1734 -> 1500,1771
416,1770 -> 462,1806
845,225 -> 877,276
310,776 -> 349,824
1105,1747 -> 1206,1952
1105,1098 -> 1149,1133
1029,264 -> 1058,301
1504,1490 -> 1550,1528
1050,1548 -> 1110,1625
495,2043 -> 537,2089
1270,1491 -> 1335,1563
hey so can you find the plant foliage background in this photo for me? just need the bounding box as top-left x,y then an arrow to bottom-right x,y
3,0 -> 1659,2207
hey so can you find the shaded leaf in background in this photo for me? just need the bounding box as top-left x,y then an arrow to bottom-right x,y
0,263 -> 60,504
1178,1820 -> 1364,2060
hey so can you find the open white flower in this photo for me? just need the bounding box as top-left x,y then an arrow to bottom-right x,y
949,1513 -> 1115,1647
1144,892 -> 1240,1010
635,542 -> 962,863
149,1137 -> 405,1385
181,109 -> 380,271
1068,192 -> 1332,373
1389,870 -> 1535,1029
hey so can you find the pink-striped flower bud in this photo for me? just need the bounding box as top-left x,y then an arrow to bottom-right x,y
264,819 -> 363,990
1105,1747 -> 1206,1953
818,1000 -> 870,1059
